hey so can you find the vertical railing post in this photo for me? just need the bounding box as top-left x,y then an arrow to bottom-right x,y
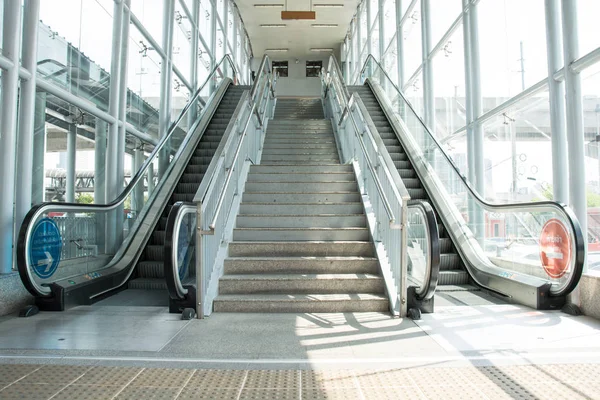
196,205 -> 205,319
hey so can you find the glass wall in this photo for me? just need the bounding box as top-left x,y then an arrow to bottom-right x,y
344,0 -> 600,271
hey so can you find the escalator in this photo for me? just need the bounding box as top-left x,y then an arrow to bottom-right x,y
348,85 -> 468,291
129,85 -> 249,293
324,55 -> 585,311
16,56 -> 252,311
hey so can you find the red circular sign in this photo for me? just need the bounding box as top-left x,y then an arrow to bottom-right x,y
539,219 -> 572,279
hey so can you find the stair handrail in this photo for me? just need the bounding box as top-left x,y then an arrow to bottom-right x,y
356,54 -> 585,298
325,54 -> 440,309
17,54 -> 239,298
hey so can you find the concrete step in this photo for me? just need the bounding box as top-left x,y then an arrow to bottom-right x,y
224,256 -> 379,274
236,214 -> 366,228
232,227 -> 370,241
260,155 -> 339,163
219,274 -> 384,294
228,241 -> 375,257
250,164 -> 352,173
242,192 -> 361,203
261,148 -> 337,156
213,293 -> 389,312
239,203 -> 364,215
247,173 -> 355,183
244,182 -> 356,192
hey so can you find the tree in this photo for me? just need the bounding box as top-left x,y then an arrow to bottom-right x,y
76,193 -> 94,204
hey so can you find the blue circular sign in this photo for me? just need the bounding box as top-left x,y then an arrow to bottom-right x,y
29,218 -> 62,279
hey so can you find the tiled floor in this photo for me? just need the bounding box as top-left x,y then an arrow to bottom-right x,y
1,364 -> 600,399
0,290 -> 599,399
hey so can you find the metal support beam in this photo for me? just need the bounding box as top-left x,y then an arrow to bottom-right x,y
15,0 -> 41,243
132,145 -> 145,218
66,124 -> 77,203
356,7 -> 362,80
421,0 -> 434,131
190,0 -> 200,125
561,0 -> 587,280
116,0 -> 132,245
159,0 -> 176,178
105,0 -> 124,255
210,0 -> 217,76
395,0 -> 404,87
545,0 -> 568,204
378,0 -> 385,62
0,0 -> 22,273
366,0 -> 372,59
32,93 -> 47,205
345,39 -> 351,84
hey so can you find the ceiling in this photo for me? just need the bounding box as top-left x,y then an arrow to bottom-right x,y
235,0 -> 360,59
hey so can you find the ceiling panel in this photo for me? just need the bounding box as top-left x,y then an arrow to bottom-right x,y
235,0 -> 360,59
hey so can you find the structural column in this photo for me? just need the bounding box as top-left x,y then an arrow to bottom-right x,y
159,0 -> 176,177
345,39 -> 351,84
395,0 -> 404,87
544,0 -> 568,204
356,8 -> 362,80
421,0 -> 434,131
561,0 -> 587,278
190,0 -> 200,125
132,144 -> 145,218
366,0 -> 372,59
378,0 -> 385,61
32,92 -> 47,205
210,0 -> 217,90
105,0 -> 124,253
66,124 -> 77,204
0,0 -> 23,273
15,0 -> 41,236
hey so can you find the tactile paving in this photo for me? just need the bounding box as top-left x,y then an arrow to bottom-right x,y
186,369 -> 246,389
361,386 -> 425,400
74,366 -> 142,387
239,388 -> 299,400
301,370 -> 356,388
354,368 -> 412,387
114,386 -> 179,400
128,368 -> 193,388
416,384 -> 486,399
540,363 -> 600,382
0,383 -> 65,400
244,370 -> 299,389
0,364 -> 40,383
20,365 -> 91,385
408,367 -> 471,387
51,384 -> 122,400
301,388 -> 363,400
473,383 -> 537,400
177,387 -> 239,400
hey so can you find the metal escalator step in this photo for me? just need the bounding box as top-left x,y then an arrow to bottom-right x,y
172,193 -> 195,203
128,277 -> 168,290
189,156 -> 214,165
402,178 -> 422,189
439,238 -> 453,253
145,245 -> 164,261
179,173 -> 204,183
159,217 -> 168,230
398,169 -> 416,179
176,182 -> 200,194
440,253 -> 461,270
185,165 -> 208,174
394,161 -> 412,169
137,261 -> 165,279
407,188 -> 426,199
151,230 -> 166,245
437,270 -> 469,286
436,284 -> 479,292
389,153 -> 408,161
194,149 -> 216,157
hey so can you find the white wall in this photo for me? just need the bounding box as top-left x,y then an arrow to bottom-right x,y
251,56 -> 330,97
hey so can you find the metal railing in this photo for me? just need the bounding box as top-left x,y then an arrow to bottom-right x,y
17,55 -> 239,298
356,54 -> 585,302
165,55 -> 276,318
322,54 -> 440,315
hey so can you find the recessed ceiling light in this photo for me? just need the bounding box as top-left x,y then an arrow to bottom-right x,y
311,24 -> 338,27
254,3 -> 284,7
313,3 -> 344,7
310,48 -> 334,52
260,24 -> 287,27
265,48 -> 289,52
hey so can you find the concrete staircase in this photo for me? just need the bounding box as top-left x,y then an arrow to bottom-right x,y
213,98 -> 388,313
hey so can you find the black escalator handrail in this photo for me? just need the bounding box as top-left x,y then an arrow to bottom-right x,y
407,200 -> 440,301
357,54 -> 585,297
164,202 -> 197,301
17,54 -> 238,298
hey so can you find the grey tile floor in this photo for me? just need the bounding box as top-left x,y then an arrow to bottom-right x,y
0,290 -> 599,398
